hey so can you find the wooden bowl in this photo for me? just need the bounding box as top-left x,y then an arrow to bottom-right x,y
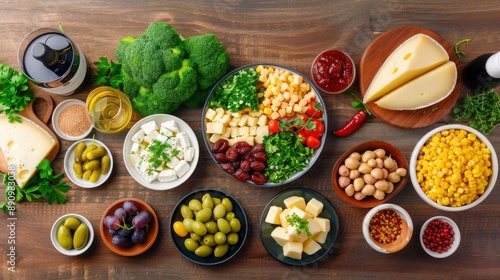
331,140 -> 409,208
100,198 -> 159,256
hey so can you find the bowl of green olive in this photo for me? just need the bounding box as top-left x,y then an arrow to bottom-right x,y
169,188 -> 248,265
51,213 -> 94,256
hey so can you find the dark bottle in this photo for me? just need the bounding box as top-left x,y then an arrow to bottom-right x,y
462,52 -> 500,91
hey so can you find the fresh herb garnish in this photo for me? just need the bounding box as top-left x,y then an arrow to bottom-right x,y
210,67 -> 261,112
263,131 -> 314,183
0,64 -> 34,123
452,87 -> 500,135
286,213 -> 311,237
93,56 -> 124,89
454,38 -> 472,59
344,90 -> 371,115
1,159 -> 72,213
147,139 -> 173,169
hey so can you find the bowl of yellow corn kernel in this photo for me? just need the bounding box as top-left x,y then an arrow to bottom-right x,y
410,124 -> 498,211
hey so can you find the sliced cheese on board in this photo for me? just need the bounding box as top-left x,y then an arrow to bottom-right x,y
0,114 -> 56,188
363,33 -> 449,103
375,61 -> 457,110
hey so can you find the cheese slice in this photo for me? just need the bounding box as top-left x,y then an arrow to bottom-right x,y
363,33 -> 449,103
375,61 -> 457,110
0,114 -> 56,188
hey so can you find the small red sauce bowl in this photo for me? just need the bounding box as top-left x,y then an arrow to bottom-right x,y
311,49 -> 356,94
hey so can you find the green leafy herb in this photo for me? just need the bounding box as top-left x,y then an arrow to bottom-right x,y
454,38 -> 472,59
1,159 -> 71,213
147,139 -> 173,169
0,64 -> 34,123
93,56 -> 124,89
452,87 -> 500,135
344,91 -> 371,115
263,131 -> 314,183
286,213 -> 311,237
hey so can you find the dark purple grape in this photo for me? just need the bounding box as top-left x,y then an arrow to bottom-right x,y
104,215 -> 121,231
131,228 -> 146,244
132,210 -> 152,229
123,200 -> 140,214
114,208 -> 128,221
108,228 -> 118,236
112,235 -> 132,248
117,224 -> 133,237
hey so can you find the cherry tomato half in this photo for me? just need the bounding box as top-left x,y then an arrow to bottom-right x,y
306,135 -> 321,149
305,101 -> 323,118
268,119 -> 281,134
296,130 -> 308,145
305,119 -> 325,138
294,113 -> 309,130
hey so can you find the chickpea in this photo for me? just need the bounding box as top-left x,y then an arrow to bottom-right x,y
387,172 -> 401,183
373,148 -> 386,159
358,163 -> 372,174
395,168 -> 407,177
349,152 -> 361,161
354,192 -> 366,201
349,169 -> 361,180
383,157 -> 397,171
367,158 -> 377,168
338,165 -> 350,177
375,158 -> 384,168
363,174 -> 377,185
370,168 -> 384,180
345,157 -> 361,170
345,184 -> 355,197
385,181 -> 394,194
361,184 -> 376,196
373,189 -> 386,200
374,180 -> 389,191
362,150 -> 376,163
353,177 -> 365,191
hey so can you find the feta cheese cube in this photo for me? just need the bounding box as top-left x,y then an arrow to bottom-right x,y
184,147 -> 195,162
131,129 -> 145,143
173,160 -> 190,177
139,160 -> 151,174
144,130 -> 159,143
155,133 -> 169,144
158,169 -> 177,182
130,142 -> 142,155
159,126 -> 174,137
177,132 -> 190,148
140,120 -> 158,135
166,156 -> 180,169
161,120 -> 179,133
142,170 -> 159,183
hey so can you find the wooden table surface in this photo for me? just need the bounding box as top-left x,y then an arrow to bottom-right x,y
1,0 -> 499,279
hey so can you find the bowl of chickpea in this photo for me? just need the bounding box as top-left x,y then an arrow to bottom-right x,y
410,124 -> 498,211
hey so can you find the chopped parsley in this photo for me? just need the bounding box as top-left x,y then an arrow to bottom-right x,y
286,213 -> 311,237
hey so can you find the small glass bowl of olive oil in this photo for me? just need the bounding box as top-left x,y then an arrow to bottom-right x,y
86,86 -> 133,134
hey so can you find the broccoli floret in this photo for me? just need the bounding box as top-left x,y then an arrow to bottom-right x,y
131,87 -> 182,116
152,60 -> 197,103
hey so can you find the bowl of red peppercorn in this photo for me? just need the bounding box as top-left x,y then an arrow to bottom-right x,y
362,203 -> 413,254
420,216 -> 460,258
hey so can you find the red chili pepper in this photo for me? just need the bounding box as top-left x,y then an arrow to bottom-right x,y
333,109 -> 368,137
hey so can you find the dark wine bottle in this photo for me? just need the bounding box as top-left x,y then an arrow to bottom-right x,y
462,52 -> 500,91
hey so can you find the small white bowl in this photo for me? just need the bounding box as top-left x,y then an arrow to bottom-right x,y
362,203 -> 413,254
64,139 -> 113,188
410,124 -> 498,211
52,99 -> 93,141
51,213 -> 94,256
420,216 -> 460,258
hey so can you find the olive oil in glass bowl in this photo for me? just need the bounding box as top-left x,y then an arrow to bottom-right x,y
86,86 -> 133,134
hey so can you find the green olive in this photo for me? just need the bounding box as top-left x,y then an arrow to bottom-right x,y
214,232 -> 227,245
188,199 -> 202,212
192,221 -> 207,236
73,223 -> 89,250
63,217 -> 81,230
195,208 -> 212,223
203,234 -> 216,246
202,194 -> 214,209
213,203 -> 227,220
190,232 -> 202,242
217,218 -> 231,234
227,232 -> 239,245
181,205 -> 194,219
225,212 -> 235,222
182,218 -> 195,233
195,245 -> 213,257
222,198 -> 233,212
230,218 -> 242,233
212,197 -> 221,206
57,225 -> 73,250
184,238 -> 199,252
214,243 -> 229,258
205,221 -> 218,234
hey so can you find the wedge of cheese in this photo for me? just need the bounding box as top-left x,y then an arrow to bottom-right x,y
363,34 -> 449,104
375,61 -> 457,110
0,114 -> 56,188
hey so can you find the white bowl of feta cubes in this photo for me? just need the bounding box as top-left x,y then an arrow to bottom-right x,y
123,114 -> 199,190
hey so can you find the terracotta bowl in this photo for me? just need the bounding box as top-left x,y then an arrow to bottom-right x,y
100,198 -> 159,256
331,140 -> 409,208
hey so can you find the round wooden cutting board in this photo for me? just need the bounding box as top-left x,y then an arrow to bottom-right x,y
359,26 -> 461,129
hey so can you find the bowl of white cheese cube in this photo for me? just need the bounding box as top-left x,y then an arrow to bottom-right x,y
259,188 -> 339,265
123,114 -> 199,190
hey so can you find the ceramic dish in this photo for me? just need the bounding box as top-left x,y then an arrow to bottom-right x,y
63,138 -> 113,188
362,203 -> 413,254
51,213 -> 94,256
123,114 -> 200,190
331,140 -> 409,208
410,124 -> 498,211
99,198 -> 159,256
169,188 -> 248,265
420,216 -> 461,258
259,188 -> 339,265
359,26 -> 460,129
52,99 -> 93,141
202,63 -> 328,187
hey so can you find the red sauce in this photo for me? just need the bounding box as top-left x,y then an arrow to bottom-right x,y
311,50 -> 355,93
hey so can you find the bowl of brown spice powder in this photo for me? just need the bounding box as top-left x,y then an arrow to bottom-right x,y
52,99 -> 93,141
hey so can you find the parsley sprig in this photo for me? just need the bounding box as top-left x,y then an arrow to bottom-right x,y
93,57 -> 124,89
344,90 -> 371,115
286,213 -> 311,237
454,38 -> 472,59
0,64 -> 34,123
1,159 -> 71,213
452,87 -> 500,135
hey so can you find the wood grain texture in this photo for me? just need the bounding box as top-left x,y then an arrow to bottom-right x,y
0,0 -> 499,279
